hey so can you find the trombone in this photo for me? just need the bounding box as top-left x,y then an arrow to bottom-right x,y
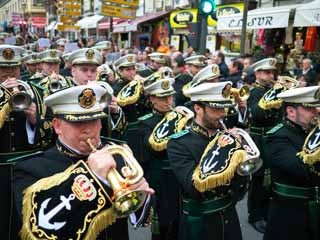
219,120 -> 262,176
87,139 -> 147,217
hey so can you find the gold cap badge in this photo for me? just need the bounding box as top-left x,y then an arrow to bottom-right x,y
50,50 -> 57,58
78,88 -> 96,109
161,80 -> 170,90
127,55 -> 134,62
85,49 -> 95,60
2,48 -> 15,60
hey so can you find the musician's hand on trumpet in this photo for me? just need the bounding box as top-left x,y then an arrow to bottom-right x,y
2,77 -> 19,90
87,146 -> 117,179
128,177 -> 155,195
109,96 -> 120,114
24,102 -> 37,126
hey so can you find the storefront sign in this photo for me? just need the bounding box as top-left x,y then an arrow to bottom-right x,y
217,10 -> 290,30
170,9 -> 198,28
102,4 -> 136,19
294,8 -> 320,27
208,3 -> 244,26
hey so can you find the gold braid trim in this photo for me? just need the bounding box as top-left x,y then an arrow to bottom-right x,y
20,161 -> 116,240
0,103 -> 10,129
117,80 -> 142,107
192,133 -> 247,192
148,111 -> 189,151
297,126 -> 320,165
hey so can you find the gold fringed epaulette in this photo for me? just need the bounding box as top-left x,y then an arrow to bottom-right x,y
20,160 -> 116,240
149,107 -> 194,151
258,86 -> 284,110
117,80 -> 142,107
0,103 -> 10,129
297,124 -> 320,165
192,132 -> 247,192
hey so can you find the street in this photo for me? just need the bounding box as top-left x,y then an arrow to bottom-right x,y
128,194 -> 263,240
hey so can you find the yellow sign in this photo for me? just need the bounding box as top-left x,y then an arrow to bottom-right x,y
60,16 -> 77,24
63,3 -> 81,9
101,4 -> 136,19
57,25 -> 80,31
208,3 -> 244,26
170,4 -> 244,28
64,10 -> 81,16
104,0 -> 139,8
170,9 -> 198,28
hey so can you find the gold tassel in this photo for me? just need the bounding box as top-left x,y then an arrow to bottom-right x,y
0,103 -> 10,129
192,149 -> 247,192
117,80 -> 142,107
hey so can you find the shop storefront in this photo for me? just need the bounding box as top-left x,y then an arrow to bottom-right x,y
169,3 -> 247,55
112,11 -> 170,50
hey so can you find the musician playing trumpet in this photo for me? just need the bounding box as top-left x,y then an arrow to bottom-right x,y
167,81 -> 249,240
13,85 -> 154,240
264,86 -> 320,240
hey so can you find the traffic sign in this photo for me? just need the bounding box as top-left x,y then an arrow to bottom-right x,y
63,3 -> 81,9
57,25 -> 80,31
104,0 -> 139,8
102,4 -> 136,19
64,10 -> 81,16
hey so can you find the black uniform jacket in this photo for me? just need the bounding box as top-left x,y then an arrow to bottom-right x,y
264,120 -> 320,240
173,72 -> 193,107
12,139 -> 151,240
167,121 -> 245,240
139,111 -> 180,225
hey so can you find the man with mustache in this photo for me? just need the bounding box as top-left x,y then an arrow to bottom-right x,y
264,86 -> 320,240
12,85 -> 154,239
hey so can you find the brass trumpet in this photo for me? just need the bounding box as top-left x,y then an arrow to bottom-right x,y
222,84 -> 250,101
87,139 -> 147,217
9,80 -> 34,111
219,120 -> 262,176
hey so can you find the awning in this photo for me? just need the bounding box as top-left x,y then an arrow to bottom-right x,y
30,16 -> 46,28
294,0 -> 320,27
218,4 -> 299,30
46,21 -> 57,31
113,11 -> 169,33
77,14 -> 104,29
98,18 -> 125,30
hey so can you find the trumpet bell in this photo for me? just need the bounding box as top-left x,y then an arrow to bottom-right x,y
9,92 -> 32,111
222,85 -> 250,101
237,157 -> 263,176
112,189 -> 147,218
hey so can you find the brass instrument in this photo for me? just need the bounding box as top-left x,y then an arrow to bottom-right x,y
9,80 -> 34,111
143,67 -> 173,87
271,76 -> 299,89
222,84 -> 250,101
87,139 -> 147,217
48,72 -> 66,93
219,120 -> 262,176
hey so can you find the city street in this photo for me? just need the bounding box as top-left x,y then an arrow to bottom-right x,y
129,195 -> 263,240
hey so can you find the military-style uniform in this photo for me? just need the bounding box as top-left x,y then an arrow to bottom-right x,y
11,85 -> 152,240
263,86 -> 320,240
264,120 -> 320,240
139,111 -> 180,239
167,122 -> 246,240
247,59 -> 283,225
173,72 -> 193,106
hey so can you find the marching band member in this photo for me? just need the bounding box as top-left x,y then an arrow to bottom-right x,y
12,85 -> 154,240
139,77 -> 193,240
167,81 -> 248,240
246,58 -> 282,233
174,55 -> 206,106
264,86 -> 320,240
139,52 -> 168,78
